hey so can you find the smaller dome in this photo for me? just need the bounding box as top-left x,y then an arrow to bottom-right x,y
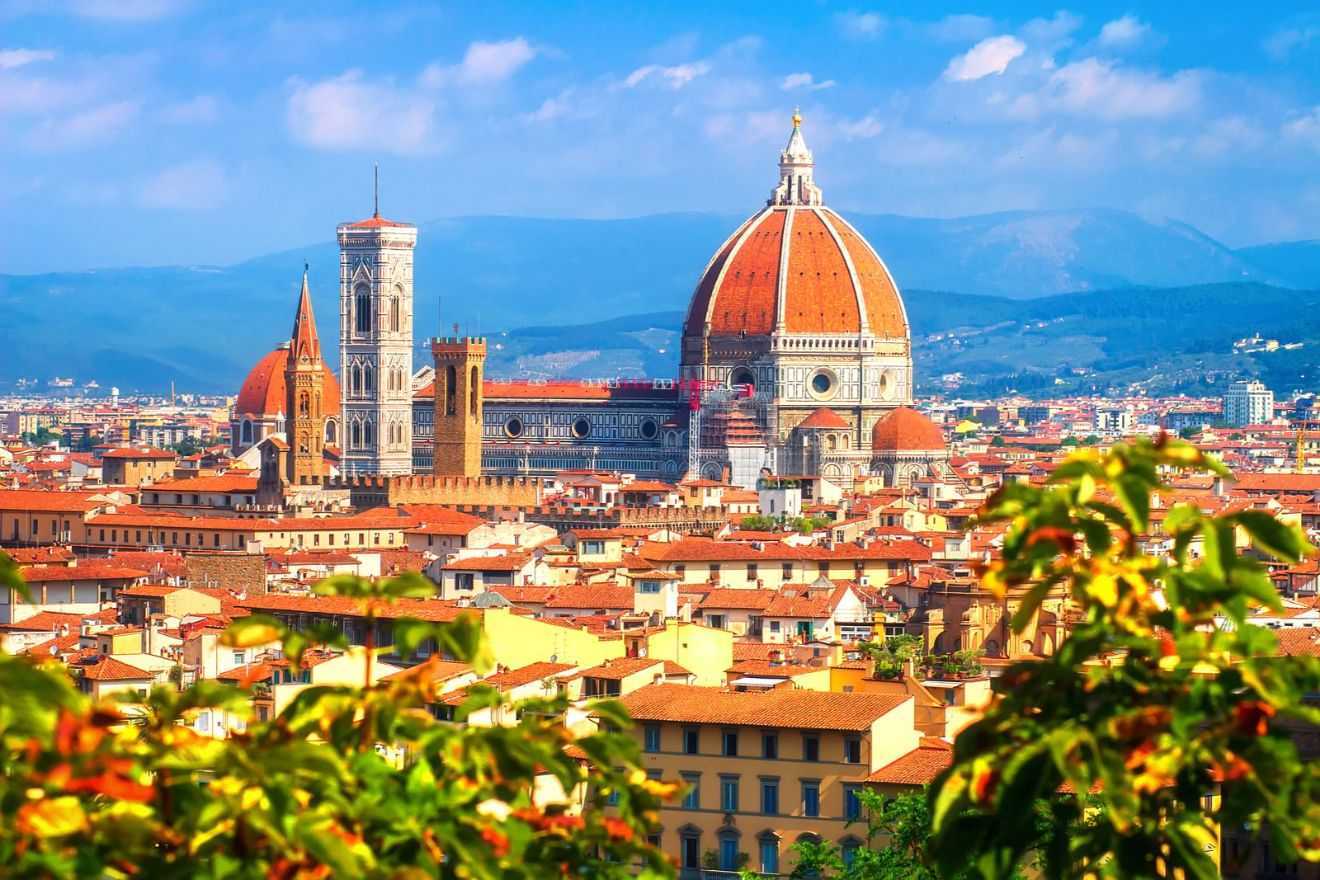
796,407 -> 850,430
235,346 -> 340,418
872,407 -> 944,452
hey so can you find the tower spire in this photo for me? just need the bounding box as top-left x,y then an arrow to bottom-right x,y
291,265 -> 321,361
373,163 -> 379,219
768,108 -> 823,207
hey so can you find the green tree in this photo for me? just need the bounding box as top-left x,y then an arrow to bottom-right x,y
930,436 -> 1320,879
740,514 -> 778,531
0,566 -> 674,878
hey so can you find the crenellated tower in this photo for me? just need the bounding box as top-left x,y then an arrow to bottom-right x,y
286,266 -> 328,484
431,336 -> 486,478
337,177 -> 417,476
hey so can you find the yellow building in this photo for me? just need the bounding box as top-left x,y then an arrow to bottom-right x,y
627,620 -> 733,688
616,684 -> 919,876
101,448 -> 177,486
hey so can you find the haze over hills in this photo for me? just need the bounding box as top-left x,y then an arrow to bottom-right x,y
0,208 -> 1315,394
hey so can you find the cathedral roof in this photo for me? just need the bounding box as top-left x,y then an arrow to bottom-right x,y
290,269 -> 321,361
683,114 -> 908,345
871,407 -> 945,453
796,406 -> 850,430
235,347 -> 340,419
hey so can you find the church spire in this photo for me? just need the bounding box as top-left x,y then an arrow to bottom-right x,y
290,264 -> 321,362
769,108 -> 823,207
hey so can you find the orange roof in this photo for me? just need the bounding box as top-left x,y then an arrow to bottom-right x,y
20,561 -> 147,582
102,447 -> 175,460
341,214 -> 413,229
796,406 -> 850,430
80,656 -> 153,681
234,347 -> 341,419
576,657 -> 664,680
0,611 -> 87,632
618,683 -> 908,731
0,489 -> 104,513
146,474 -> 259,493
379,656 -> 473,684
686,205 -> 907,342
1276,628 -> 1320,657
867,738 -> 954,785
483,661 -> 575,689
543,585 -> 635,610
698,589 -> 777,610
236,594 -> 470,623
872,407 -> 946,452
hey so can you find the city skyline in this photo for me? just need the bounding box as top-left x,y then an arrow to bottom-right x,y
3,1 -> 1320,273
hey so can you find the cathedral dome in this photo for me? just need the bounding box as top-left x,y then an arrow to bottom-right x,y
683,113 -> 908,346
235,344 -> 341,418
871,407 -> 944,452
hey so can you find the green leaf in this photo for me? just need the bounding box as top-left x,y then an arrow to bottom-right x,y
391,617 -> 437,660
1229,510 -> 1314,563
220,614 -> 286,648
381,571 -> 437,599
0,550 -> 31,602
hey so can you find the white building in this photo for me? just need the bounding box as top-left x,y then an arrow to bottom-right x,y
1223,380 -> 1274,427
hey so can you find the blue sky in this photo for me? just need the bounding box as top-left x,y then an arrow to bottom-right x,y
2,1 -> 1319,273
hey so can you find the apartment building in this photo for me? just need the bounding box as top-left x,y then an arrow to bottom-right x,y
616,684 -> 918,877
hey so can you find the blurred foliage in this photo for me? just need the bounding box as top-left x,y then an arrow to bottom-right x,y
931,436 -> 1320,879
0,569 -> 674,879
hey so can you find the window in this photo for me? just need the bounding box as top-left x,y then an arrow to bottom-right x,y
681,833 -> 700,870
762,732 -> 778,759
683,727 -> 699,754
390,296 -> 400,333
803,734 -> 820,762
769,620 -> 781,633
445,366 -> 457,416
643,724 -> 661,753
354,286 -> 372,334
638,580 -> 661,594
759,835 -> 780,874
802,780 -> 820,817
470,366 -> 479,417
681,773 -> 700,809
719,834 -> 739,871
722,729 -> 739,757
760,778 -> 779,815
232,652 -> 245,665
844,736 -> 862,764
710,563 -> 721,578
842,838 -> 860,868
782,562 -> 793,580
720,775 -> 739,812
844,784 -> 862,821
747,563 -> 758,580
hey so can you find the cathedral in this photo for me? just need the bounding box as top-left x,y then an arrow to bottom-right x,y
230,114 -> 948,491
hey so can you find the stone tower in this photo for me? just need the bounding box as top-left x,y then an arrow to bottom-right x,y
286,266 -> 327,484
337,186 -> 417,476
431,336 -> 486,477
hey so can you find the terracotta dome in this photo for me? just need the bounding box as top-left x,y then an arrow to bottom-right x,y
796,406 -> 850,430
684,205 -> 907,341
235,345 -> 341,417
872,407 -> 945,452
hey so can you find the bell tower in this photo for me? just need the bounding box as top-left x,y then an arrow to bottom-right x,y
431,335 -> 486,477
337,168 -> 418,475
286,266 -> 327,484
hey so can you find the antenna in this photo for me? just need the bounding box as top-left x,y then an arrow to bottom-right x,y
373,163 -> 379,218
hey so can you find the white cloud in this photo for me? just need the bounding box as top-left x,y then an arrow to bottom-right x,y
141,158 -> 227,209
287,70 -> 436,154
27,99 -> 138,149
943,35 -> 1026,82
65,0 -> 188,20
421,37 -> 537,88
524,90 -> 572,123
1098,16 -> 1153,50
836,11 -> 887,40
837,113 -> 884,140
1022,11 -> 1083,47
1283,107 -> 1320,148
0,48 -> 55,69
928,14 -> 995,43
623,61 -> 710,89
1044,58 -> 1200,120
1264,25 -> 1320,61
161,94 -> 218,124
781,72 -> 835,92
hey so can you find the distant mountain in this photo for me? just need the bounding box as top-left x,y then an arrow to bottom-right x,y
0,209 -> 1305,393
1236,240 -> 1320,289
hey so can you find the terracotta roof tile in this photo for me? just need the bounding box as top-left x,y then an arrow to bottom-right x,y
618,683 -> 908,731
80,656 -> 153,681
867,740 -> 953,785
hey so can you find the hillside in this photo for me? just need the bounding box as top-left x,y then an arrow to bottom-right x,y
0,209 -> 1304,393
1236,240 -> 1320,289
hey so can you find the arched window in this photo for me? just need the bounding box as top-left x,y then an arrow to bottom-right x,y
240,420 -> 252,444
469,366 -> 479,417
363,420 -> 374,447
390,297 -> 400,333
351,365 -> 361,394
354,285 -> 372,334
325,419 -> 337,444
351,420 -> 361,448
445,365 -> 457,416
298,392 -> 309,416
364,366 -> 374,394
757,833 -> 780,875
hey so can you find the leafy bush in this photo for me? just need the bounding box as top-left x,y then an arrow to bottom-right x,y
930,436 -> 1320,879
0,569 -> 674,879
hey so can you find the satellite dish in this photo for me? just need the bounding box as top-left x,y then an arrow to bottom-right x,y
549,654 -> 557,663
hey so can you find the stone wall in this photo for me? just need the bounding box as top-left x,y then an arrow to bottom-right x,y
185,551 -> 267,595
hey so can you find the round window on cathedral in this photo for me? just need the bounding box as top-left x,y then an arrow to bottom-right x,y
572,417 -> 592,439
809,369 -> 837,400
730,367 -> 755,391
504,418 -> 524,438
640,418 -> 659,440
